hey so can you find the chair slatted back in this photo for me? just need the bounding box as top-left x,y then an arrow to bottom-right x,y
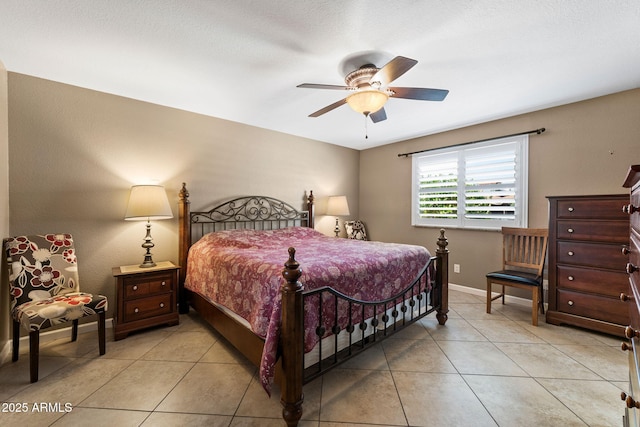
502,227 -> 548,277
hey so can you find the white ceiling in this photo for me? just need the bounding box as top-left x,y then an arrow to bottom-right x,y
1,1 -> 639,150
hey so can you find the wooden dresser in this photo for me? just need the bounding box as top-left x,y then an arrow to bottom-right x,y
622,165 -> 640,425
546,194 -> 629,336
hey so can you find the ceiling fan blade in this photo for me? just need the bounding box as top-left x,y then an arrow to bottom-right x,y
297,83 -> 351,91
390,87 -> 449,101
370,56 -> 417,86
369,108 -> 387,123
308,98 -> 347,117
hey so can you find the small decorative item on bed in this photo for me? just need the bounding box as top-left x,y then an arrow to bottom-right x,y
177,183 -> 449,427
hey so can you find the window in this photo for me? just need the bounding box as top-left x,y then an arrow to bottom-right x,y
411,135 -> 528,230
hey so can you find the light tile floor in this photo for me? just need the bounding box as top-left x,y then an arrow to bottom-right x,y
0,289 -> 629,426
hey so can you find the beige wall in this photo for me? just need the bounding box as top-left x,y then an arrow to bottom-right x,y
5,74 -> 360,338
0,62 -> 9,359
360,89 -> 640,294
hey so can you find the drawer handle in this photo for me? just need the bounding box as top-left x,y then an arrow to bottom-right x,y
567,251 -> 574,256
623,246 -> 631,255
134,308 -> 139,313
622,342 -> 634,352
621,293 -> 634,302
567,228 -> 574,233
132,285 -> 138,291
627,263 -> 639,274
160,303 -> 165,308
567,207 -> 574,212
622,392 -> 640,409
161,281 -> 166,286
623,204 -> 639,215
625,326 -> 640,339
567,300 -> 574,306
567,275 -> 574,281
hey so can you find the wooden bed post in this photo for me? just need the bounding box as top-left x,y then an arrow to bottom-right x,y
280,247 -> 304,427
436,228 -> 449,325
306,191 -> 315,229
178,183 -> 191,314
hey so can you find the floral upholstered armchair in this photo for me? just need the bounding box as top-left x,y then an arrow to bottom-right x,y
4,233 -> 108,382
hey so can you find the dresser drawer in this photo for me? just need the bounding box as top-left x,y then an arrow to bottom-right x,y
124,294 -> 173,322
629,188 -> 640,226
557,198 -> 628,220
123,273 -> 173,299
556,289 -> 629,325
629,278 -> 640,333
556,265 -> 628,297
556,220 -> 629,244
632,227 -> 640,259
557,240 -> 628,270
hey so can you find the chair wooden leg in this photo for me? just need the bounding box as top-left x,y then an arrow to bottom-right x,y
486,280 -> 492,314
501,285 -> 505,305
29,330 -> 40,383
539,285 -> 545,314
71,319 -> 79,342
531,289 -> 539,326
98,311 -> 106,356
12,320 -> 20,362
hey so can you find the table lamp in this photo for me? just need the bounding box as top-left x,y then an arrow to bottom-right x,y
125,185 -> 173,268
326,195 -> 350,237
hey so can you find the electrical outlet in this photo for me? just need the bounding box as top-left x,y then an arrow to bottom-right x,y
454,264 -> 460,273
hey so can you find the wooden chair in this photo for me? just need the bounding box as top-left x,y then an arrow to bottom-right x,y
4,234 -> 107,382
486,227 -> 548,325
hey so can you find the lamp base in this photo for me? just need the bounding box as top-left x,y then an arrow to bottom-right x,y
334,217 -> 340,238
139,257 -> 157,269
139,221 -> 157,268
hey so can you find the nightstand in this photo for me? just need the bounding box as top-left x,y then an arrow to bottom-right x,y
112,261 -> 180,340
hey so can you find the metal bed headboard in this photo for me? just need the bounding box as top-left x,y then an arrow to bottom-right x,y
189,193 -> 314,244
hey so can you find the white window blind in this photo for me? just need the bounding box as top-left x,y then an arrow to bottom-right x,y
412,135 -> 528,230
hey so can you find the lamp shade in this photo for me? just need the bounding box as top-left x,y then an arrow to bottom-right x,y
346,90 -> 389,115
124,185 -> 173,221
326,195 -> 350,216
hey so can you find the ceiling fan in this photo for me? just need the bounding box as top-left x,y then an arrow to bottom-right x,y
297,55 -> 449,123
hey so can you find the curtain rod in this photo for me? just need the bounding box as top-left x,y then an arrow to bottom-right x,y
397,127 -> 546,157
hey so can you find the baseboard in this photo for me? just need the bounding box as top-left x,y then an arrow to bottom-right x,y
0,318 -> 114,367
450,282 -> 546,309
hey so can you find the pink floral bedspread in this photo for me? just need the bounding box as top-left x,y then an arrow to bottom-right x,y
184,227 -> 430,394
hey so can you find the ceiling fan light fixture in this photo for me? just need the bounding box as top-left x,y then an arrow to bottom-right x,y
346,90 -> 389,115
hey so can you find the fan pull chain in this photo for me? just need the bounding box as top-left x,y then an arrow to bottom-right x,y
364,113 -> 369,139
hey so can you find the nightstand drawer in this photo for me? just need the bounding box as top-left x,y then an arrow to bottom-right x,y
124,294 -> 172,322
123,274 -> 172,299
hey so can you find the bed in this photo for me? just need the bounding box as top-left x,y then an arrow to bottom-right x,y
177,183 -> 449,426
